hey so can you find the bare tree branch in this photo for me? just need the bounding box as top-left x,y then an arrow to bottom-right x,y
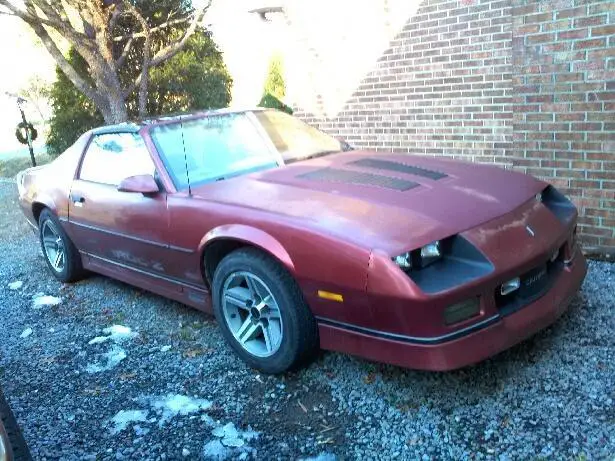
123,1 -> 151,116
112,17 -> 189,41
123,1 -> 211,98
150,1 -> 210,66
28,21 -> 100,104
115,36 -> 133,68
0,0 -> 83,33
108,2 -> 123,32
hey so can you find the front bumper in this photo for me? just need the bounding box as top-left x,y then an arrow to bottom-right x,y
317,248 -> 587,371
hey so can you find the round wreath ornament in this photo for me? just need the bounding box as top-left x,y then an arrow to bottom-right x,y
15,121 -> 38,145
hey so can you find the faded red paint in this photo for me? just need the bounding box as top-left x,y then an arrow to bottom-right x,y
16,113 -> 587,371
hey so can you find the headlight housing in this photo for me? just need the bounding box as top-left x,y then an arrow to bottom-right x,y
540,185 -> 576,222
393,240 -> 443,271
391,235 -> 494,294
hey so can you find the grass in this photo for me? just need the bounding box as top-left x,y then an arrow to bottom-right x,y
0,153 -> 51,179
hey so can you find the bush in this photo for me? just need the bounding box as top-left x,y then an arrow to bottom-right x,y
258,55 -> 293,114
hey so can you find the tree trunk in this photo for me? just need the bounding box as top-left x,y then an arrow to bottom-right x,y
99,92 -> 129,124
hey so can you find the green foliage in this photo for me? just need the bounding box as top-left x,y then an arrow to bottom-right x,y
46,31 -> 232,157
147,32 -> 233,115
259,55 -> 293,114
46,50 -> 104,157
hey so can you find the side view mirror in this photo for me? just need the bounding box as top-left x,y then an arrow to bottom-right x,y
117,174 -> 159,194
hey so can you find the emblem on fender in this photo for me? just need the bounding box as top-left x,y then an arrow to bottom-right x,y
526,225 -> 535,237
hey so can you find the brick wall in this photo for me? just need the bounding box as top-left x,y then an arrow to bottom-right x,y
291,0 -> 615,252
511,0 -> 615,251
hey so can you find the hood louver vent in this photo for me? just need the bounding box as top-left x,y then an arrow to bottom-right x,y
299,168 -> 418,191
351,158 -> 447,180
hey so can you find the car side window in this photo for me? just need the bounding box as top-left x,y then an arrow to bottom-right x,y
79,133 -> 155,186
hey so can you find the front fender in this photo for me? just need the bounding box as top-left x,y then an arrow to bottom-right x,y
198,224 -> 295,273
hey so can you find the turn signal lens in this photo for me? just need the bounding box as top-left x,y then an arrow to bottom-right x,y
500,277 -> 521,296
444,298 -> 480,325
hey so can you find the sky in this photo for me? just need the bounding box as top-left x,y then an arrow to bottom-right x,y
0,15 -> 55,152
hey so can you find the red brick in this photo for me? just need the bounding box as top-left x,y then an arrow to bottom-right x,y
589,3 -> 615,14
572,161 -> 602,171
525,12 -> 554,24
574,15 -> 607,28
571,180 -> 601,189
591,25 -> 615,37
557,7 -> 587,20
573,143 -> 603,152
573,60 -> 605,72
574,38 -> 607,50
558,29 -> 588,40
555,113 -> 585,121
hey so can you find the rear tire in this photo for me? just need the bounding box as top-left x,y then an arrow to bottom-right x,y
212,248 -> 319,374
38,209 -> 86,283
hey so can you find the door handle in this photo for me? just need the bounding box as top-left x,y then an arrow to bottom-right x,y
71,193 -> 85,207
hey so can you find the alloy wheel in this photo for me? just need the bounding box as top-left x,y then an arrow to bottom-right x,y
41,220 -> 65,273
221,271 -> 283,358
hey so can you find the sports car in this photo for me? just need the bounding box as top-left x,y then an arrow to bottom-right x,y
16,108 -> 587,374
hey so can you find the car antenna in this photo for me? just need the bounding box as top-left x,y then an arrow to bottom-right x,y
179,116 -> 192,196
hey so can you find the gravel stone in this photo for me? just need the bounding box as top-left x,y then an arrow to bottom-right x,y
0,181 -> 613,459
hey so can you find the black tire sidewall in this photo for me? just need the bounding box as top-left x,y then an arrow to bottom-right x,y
38,209 -> 81,283
212,250 -> 309,374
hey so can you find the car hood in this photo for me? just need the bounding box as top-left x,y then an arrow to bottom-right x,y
190,151 -> 546,254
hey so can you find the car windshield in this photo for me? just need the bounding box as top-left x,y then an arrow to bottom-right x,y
150,113 -> 279,189
255,110 -> 343,163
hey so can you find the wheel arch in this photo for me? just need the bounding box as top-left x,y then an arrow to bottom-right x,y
31,197 -> 57,224
199,225 -> 296,286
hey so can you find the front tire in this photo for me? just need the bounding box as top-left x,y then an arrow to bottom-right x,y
212,248 -> 319,374
38,209 -> 86,283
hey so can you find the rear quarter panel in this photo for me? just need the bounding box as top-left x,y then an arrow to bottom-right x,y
18,134 -> 88,227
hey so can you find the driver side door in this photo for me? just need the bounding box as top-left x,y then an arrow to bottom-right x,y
68,131 -> 174,279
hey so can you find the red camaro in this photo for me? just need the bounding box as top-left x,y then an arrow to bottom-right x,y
16,108 -> 587,373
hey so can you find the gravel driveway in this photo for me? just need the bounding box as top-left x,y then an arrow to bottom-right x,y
0,181 -> 613,460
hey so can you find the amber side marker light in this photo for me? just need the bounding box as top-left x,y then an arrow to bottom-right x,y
318,291 -> 344,302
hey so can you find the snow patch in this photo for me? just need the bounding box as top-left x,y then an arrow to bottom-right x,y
32,295 -> 62,308
203,422 -> 259,458
109,410 -> 148,435
202,440 -> 231,460
88,325 -> 137,345
149,394 -> 212,426
8,281 -> 23,290
300,453 -> 338,461
212,422 -> 258,448
88,336 -> 108,345
160,345 -> 172,352
19,328 -> 33,339
86,346 -> 127,373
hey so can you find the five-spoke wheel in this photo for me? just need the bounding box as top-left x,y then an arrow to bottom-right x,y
38,208 -> 86,283
222,272 -> 283,357
212,248 -> 319,374
41,220 -> 66,273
